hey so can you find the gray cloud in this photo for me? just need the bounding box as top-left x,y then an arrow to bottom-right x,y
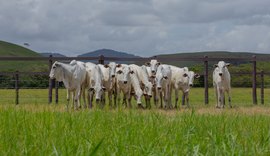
0,0 -> 270,56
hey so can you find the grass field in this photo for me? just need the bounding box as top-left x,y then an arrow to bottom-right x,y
1,88 -> 270,155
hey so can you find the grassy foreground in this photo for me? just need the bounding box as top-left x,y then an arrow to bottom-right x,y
1,88 -> 270,155
1,105 -> 270,155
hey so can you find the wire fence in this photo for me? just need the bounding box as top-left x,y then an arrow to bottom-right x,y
0,55 -> 270,105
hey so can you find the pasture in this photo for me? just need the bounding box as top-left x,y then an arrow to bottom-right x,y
1,88 -> 270,155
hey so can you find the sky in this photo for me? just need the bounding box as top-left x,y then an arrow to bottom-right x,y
1,0 -> 270,57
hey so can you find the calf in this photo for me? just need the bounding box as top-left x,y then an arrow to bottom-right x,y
170,65 -> 189,108
145,59 -> 161,105
155,64 -> 172,109
98,62 -> 120,108
213,61 -> 232,108
115,64 -> 132,107
180,70 -> 200,107
129,64 -> 153,108
85,62 -> 106,108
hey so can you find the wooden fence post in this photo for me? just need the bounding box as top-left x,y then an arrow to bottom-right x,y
55,81 -> 59,104
99,55 -> 104,65
204,55 -> 209,104
48,55 -> 53,104
15,71 -> 19,105
252,55 -> 257,105
260,70 -> 264,105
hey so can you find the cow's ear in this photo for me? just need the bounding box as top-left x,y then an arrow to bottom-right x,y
214,64 -> 218,67
130,70 -> 134,74
116,64 -> 122,68
183,67 -> 188,72
226,63 -> 230,67
183,73 -> 188,77
104,64 -> 109,68
117,70 -> 122,74
53,62 -> 60,68
195,73 -> 200,78
145,62 -> 150,66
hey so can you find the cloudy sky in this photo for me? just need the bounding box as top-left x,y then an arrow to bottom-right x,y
1,0 -> 270,56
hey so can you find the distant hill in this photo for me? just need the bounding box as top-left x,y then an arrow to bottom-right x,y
78,49 -> 141,64
40,52 -> 66,57
0,40 -> 41,57
153,51 -> 270,67
0,40 -> 47,72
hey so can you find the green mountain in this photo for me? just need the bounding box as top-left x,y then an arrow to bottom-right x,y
0,40 -> 41,57
0,40 -> 47,72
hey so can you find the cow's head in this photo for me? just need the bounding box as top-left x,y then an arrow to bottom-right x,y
116,65 -> 130,84
145,82 -> 153,97
214,61 -> 230,77
187,71 -> 200,87
89,85 -> 106,102
49,61 -> 63,81
145,59 -> 160,76
104,62 -> 121,78
155,66 -> 167,90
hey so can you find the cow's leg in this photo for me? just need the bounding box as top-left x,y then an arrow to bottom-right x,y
174,88 -> 179,109
75,88 -> 81,110
127,91 -> 132,108
159,91 -> 163,109
117,89 -> 121,108
108,90 -> 113,108
81,86 -> 86,109
181,92 -> 185,106
164,90 -> 168,109
66,90 -> 70,110
214,86 -> 219,108
217,87 -> 222,108
185,92 -> 190,108
153,89 -> 158,106
143,92 -> 150,109
167,85 -> 172,109
227,88 -> 232,108
221,92 -> 225,108
88,90 -> 94,109
113,82 -> 117,108
122,92 -> 127,108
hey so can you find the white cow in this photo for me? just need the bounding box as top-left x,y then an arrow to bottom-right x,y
115,64 -> 132,107
49,61 -> 87,109
129,64 -> 153,108
179,70 -> 200,107
155,64 -> 172,109
98,62 -> 120,107
213,61 -> 232,108
170,65 -> 189,108
116,64 -> 144,108
145,59 -> 161,105
85,62 -> 106,108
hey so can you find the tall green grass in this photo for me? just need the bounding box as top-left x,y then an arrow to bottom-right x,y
0,107 -> 270,155
1,88 -> 270,155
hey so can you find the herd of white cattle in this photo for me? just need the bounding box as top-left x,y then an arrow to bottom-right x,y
49,59 -> 231,109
